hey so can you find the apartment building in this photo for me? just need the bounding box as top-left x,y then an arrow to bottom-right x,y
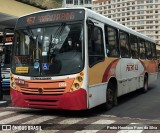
62,0 -> 92,9
93,0 -> 160,45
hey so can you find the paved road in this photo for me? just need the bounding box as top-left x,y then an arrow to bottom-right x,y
1,78 -> 160,132
104,78 -> 160,121
0,107 -> 160,132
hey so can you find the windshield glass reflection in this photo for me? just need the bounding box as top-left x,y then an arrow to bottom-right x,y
12,23 -> 84,76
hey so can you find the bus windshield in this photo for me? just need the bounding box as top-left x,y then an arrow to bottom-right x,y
12,23 -> 84,76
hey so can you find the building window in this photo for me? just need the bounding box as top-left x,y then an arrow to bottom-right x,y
137,0 -> 144,4
80,0 -> 83,5
74,0 -> 78,5
155,10 -> 158,13
127,2 -> 130,5
146,0 -> 153,2
85,0 -> 91,4
66,0 -> 73,4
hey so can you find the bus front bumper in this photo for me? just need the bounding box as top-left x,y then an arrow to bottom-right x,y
10,88 -> 87,110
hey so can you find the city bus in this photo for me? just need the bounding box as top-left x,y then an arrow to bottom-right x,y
0,33 -> 13,91
9,8 -> 158,110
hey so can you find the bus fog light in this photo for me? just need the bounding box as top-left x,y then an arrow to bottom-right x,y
74,83 -> 80,89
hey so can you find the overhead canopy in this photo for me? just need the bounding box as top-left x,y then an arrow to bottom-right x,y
0,0 -> 42,33
0,13 -> 18,32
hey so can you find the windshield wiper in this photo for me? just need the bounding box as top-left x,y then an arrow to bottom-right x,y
48,23 -> 66,56
53,23 -> 66,40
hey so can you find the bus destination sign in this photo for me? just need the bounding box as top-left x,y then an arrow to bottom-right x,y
16,9 -> 85,28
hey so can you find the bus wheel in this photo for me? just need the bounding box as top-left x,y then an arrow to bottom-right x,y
105,83 -> 114,110
142,75 -> 148,93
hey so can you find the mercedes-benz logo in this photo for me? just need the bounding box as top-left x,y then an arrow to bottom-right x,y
38,88 -> 43,94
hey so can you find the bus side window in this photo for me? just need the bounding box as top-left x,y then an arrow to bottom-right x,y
139,38 -> 146,59
151,43 -> 157,59
105,26 -> 119,57
130,35 -> 139,59
146,41 -> 152,59
119,31 -> 130,58
88,26 -> 105,67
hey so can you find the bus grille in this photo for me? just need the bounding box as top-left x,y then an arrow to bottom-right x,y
17,78 -> 74,95
20,87 -> 65,95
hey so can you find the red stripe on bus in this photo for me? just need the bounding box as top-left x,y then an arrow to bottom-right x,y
102,59 -> 119,83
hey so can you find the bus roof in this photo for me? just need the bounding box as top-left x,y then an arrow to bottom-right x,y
16,7 -> 156,44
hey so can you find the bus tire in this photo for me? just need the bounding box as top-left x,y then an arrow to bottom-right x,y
105,82 -> 117,110
142,75 -> 148,93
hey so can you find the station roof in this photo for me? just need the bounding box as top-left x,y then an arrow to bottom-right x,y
0,0 -> 42,32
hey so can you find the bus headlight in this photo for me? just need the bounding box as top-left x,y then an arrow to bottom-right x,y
74,83 -> 80,89
70,72 -> 84,92
10,75 -> 16,90
77,76 -> 83,82
10,80 -> 16,90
